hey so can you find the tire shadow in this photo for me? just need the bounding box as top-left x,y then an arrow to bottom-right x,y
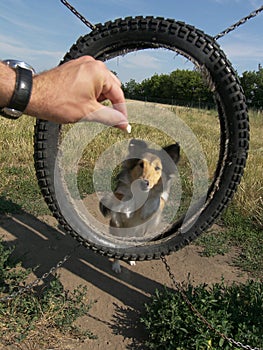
0,198 -> 172,346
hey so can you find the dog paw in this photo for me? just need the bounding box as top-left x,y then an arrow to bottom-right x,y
112,260 -> 122,273
129,261 -> 136,266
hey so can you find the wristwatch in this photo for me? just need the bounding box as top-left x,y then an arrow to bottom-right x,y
0,59 -> 35,119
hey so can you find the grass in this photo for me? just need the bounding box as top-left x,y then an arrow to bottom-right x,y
223,208 -> 263,275
0,104 -> 262,347
0,106 -> 262,276
0,239 -> 95,349
197,210 -> 263,277
0,117 -> 49,215
0,118 -> 95,347
234,111 -> 263,228
174,107 -> 262,228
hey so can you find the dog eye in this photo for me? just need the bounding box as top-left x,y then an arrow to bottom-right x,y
155,166 -> 161,171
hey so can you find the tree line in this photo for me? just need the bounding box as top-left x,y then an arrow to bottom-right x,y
122,66 -> 263,109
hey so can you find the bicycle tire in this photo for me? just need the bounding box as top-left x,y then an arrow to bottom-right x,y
34,16 -> 249,261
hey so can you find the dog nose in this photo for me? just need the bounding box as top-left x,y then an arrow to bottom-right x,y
140,179 -> 149,191
144,179 -> 149,187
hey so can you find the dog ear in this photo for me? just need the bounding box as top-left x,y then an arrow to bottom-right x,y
123,139 -> 148,169
163,143 -> 180,164
128,139 -> 148,156
123,139 -> 148,170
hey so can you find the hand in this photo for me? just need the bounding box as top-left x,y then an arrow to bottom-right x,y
26,56 -> 128,128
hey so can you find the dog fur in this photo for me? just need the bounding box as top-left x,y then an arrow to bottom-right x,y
99,139 -> 180,273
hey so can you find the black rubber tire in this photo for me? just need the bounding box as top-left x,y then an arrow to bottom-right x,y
34,16 -> 249,261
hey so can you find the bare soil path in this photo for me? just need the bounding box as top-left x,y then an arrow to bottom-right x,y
0,213 -> 249,349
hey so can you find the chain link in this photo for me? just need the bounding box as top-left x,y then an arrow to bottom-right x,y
60,0 -> 263,40
214,4 -> 263,40
0,244 -> 81,303
161,255 -> 262,350
60,0 -> 96,30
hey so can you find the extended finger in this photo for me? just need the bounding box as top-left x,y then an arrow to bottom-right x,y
83,105 -> 128,128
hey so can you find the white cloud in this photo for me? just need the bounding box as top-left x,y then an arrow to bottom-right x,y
220,39 -> 263,73
223,42 -> 263,59
220,29 -> 263,61
0,41 -> 63,59
0,12 -> 41,33
106,49 -> 195,83
0,34 -> 63,58
0,34 -> 64,72
118,52 -> 162,70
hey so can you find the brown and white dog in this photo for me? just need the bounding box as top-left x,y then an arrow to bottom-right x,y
99,139 -> 180,273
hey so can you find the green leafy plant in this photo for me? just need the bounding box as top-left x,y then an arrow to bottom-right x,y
0,241 -> 32,295
141,280 -> 263,350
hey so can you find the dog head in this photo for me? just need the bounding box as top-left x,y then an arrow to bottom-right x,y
124,139 -> 180,192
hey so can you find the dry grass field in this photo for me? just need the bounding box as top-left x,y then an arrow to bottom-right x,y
2,102 -> 261,226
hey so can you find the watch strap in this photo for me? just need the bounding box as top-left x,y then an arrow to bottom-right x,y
7,66 -> 33,112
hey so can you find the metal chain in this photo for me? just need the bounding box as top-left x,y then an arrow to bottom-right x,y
60,0 -> 263,40
0,244 -> 81,303
60,0 -> 96,30
161,255 -> 262,350
214,4 -> 263,40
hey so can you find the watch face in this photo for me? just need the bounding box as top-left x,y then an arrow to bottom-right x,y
1,107 -> 23,119
3,59 -> 35,74
1,59 -> 34,120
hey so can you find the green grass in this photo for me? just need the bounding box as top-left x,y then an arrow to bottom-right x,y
223,208 -> 263,276
197,209 -> 263,277
0,240 -> 95,349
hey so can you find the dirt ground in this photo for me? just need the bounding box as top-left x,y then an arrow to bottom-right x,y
0,212 -> 250,350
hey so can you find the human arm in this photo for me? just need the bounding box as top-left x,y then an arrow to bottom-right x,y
0,61 -> 16,108
1,56 -> 128,128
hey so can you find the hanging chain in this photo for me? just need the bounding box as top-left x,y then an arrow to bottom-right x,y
161,255 -> 262,350
60,0 -> 96,30
214,4 -> 263,40
0,243 -> 81,303
60,0 -> 263,40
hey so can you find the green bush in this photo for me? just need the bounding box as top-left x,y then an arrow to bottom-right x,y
141,280 -> 263,350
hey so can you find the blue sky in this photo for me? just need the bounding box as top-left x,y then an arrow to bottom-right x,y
0,0 -> 262,83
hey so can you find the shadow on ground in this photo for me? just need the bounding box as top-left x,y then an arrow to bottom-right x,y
0,198 -> 173,347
